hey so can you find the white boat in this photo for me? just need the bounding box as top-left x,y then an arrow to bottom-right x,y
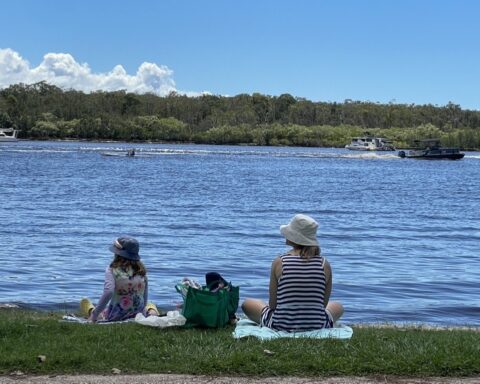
345,136 -> 395,151
0,128 -> 19,142
101,149 -> 137,157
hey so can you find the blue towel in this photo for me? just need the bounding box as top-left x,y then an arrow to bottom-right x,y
233,319 -> 353,340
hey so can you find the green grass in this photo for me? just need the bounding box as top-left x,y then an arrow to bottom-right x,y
1,309 -> 479,377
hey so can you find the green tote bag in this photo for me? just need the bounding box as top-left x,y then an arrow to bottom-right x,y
181,284 -> 239,328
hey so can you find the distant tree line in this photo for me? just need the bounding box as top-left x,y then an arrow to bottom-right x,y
1,81 -> 480,149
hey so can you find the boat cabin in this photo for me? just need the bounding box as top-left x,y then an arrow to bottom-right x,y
0,128 -> 19,141
345,136 -> 395,151
413,139 -> 442,149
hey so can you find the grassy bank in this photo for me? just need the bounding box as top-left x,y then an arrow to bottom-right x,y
1,309 -> 479,377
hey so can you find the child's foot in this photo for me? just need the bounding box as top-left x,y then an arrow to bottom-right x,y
145,302 -> 160,317
80,298 -> 94,318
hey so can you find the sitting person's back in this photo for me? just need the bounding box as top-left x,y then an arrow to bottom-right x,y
80,236 -> 158,322
269,253 -> 330,331
101,254 -> 147,321
241,214 -> 344,332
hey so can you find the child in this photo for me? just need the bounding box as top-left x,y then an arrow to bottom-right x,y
80,236 -> 158,322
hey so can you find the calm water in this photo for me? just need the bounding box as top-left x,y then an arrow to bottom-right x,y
1,140 -> 479,326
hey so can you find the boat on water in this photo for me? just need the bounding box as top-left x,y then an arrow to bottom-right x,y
345,136 -> 395,151
398,139 -> 464,160
0,128 -> 19,142
101,149 -> 136,157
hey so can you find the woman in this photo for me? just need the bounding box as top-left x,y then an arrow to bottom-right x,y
242,214 -> 343,331
80,236 -> 158,322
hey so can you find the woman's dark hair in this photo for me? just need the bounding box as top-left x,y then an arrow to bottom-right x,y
110,255 -> 147,276
286,239 -> 320,260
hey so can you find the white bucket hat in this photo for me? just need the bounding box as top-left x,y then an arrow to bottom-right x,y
280,214 -> 319,246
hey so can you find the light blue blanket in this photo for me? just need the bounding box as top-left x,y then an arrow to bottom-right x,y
233,319 -> 353,340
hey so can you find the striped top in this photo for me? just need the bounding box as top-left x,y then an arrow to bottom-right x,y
271,254 -> 329,332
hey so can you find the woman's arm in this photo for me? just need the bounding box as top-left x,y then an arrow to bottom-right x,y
90,267 -> 114,322
323,258 -> 332,306
268,257 -> 282,310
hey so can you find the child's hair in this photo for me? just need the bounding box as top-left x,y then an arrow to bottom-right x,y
110,254 -> 147,276
286,239 -> 320,260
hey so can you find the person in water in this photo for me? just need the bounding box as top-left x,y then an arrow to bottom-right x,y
80,236 -> 158,322
127,149 -> 135,157
242,214 -> 344,331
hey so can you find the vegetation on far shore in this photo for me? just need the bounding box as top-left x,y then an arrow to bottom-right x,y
1,309 -> 480,377
1,82 -> 480,149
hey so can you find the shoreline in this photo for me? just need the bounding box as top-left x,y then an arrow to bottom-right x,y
2,305 -> 480,331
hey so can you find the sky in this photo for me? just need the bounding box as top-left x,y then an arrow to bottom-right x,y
1,0 -> 480,110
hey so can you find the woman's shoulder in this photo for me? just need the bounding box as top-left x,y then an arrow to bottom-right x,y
272,255 -> 283,264
321,256 -> 331,270
271,256 -> 283,279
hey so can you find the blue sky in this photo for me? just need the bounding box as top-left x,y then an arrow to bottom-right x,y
1,0 -> 480,110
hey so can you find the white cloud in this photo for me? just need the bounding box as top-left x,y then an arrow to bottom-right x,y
0,48 -> 30,84
0,48 -> 200,96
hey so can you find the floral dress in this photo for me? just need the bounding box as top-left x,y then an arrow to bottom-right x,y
91,266 -> 147,322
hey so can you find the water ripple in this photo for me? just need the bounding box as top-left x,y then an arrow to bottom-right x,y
1,140 -> 479,326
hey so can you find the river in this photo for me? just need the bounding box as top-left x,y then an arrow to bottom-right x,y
1,140 -> 479,325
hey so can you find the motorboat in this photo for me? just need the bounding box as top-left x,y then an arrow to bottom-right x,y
345,136 -> 395,151
0,128 -> 19,142
398,139 -> 464,160
101,149 -> 137,157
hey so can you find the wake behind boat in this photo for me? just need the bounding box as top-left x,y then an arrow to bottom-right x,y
398,139 -> 464,160
345,136 -> 395,151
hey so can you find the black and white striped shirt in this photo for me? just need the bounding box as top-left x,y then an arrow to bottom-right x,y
271,254 -> 330,332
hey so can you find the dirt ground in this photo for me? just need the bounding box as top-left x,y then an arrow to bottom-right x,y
1,374 -> 480,384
